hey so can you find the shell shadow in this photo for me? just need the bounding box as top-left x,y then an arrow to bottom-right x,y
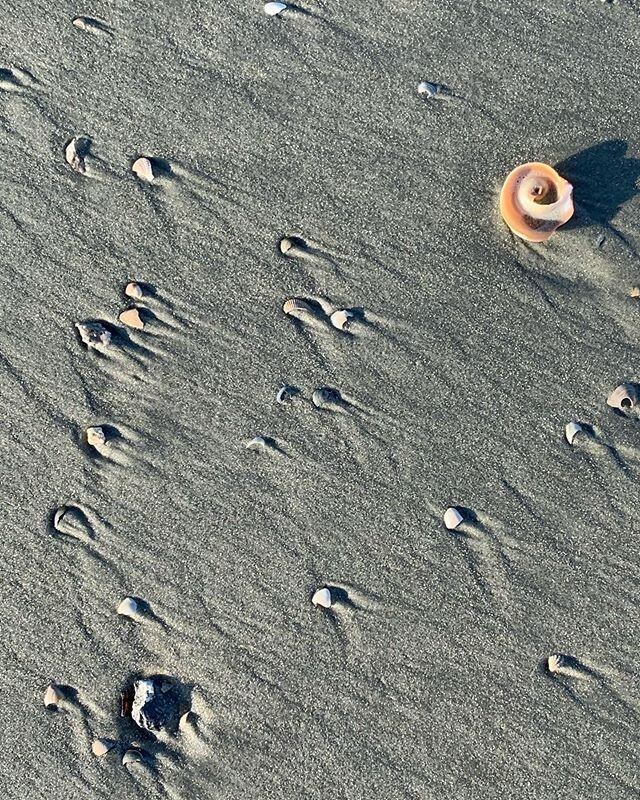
555,140 -> 640,231
327,586 -> 358,610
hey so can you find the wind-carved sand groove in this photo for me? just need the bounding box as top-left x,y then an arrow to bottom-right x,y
567,422 -> 639,482
43,683 -> 98,762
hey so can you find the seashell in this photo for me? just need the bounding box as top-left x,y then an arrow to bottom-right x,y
500,162 -> 574,242
53,505 -> 92,541
312,387 -> 341,408
86,426 -> 106,448
264,2 -> 287,15
44,683 -> 64,709
125,282 -> 144,300
283,298 -> 313,316
330,309 -> 354,331
122,748 -> 143,767
276,385 -> 294,404
132,157 -> 154,182
75,321 -> 112,350
179,710 -> 196,732
443,507 -> 463,530
65,138 -> 85,174
246,436 -> 267,451
279,237 -> 295,255
565,421 -> 583,445
546,653 -> 587,679
630,286 -> 640,298
311,587 -> 332,608
547,653 -> 565,673
417,81 -> 440,98
92,738 -> 116,757
607,383 -> 638,410
117,596 -> 139,618
119,308 -> 144,330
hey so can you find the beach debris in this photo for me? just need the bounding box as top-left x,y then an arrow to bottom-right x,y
264,1 -> 287,15
276,384 -> 295,404
53,505 -> 93,541
43,683 -> 64,709
64,137 -> 88,174
312,387 -> 341,408
312,587 -> 333,608
75,321 -> 112,350
132,157 -> 155,182
607,383 -> 638,410
130,678 -> 182,733
246,436 -> 267,452
91,738 -> 116,757
630,287 -> 640,298
283,298 -> 314,318
546,653 -> 589,679
119,308 -> 144,330
596,233 -> 606,248
443,507 -> 463,530
86,426 -> 107,448
71,16 -> 111,35
417,81 -> 441,98
500,162 -> 574,242
565,421 -> 584,445
125,282 -> 144,300
279,237 -> 295,255
330,309 -> 354,331
179,710 -> 197,732
122,748 -> 143,767
117,596 -> 140,619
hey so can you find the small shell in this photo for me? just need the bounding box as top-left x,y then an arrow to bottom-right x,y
417,81 -> 440,98
500,162 -> 574,242
311,587 -> 332,608
606,383 -> 638,410
630,286 -> 640,298
125,282 -> 144,300
443,507 -> 463,530
276,385 -> 294,404
119,308 -> 144,330
565,421 -> 583,445
547,654 -> 565,673
44,683 -> 64,709
65,138 -> 85,173
246,436 -> 267,451
75,322 -> 112,350
86,426 -> 106,448
312,387 -> 340,408
283,298 -> 313,316
179,710 -> 196,732
330,309 -> 354,331
264,1 -> 287,15
117,597 -> 139,618
132,157 -> 154,182
92,738 -> 116,757
122,748 -> 143,767
279,237 -> 295,255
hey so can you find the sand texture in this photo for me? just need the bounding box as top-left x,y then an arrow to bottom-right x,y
1,0 -> 639,798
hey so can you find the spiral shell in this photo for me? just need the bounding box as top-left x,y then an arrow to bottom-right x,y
500,162 -> 574,242
607,383 -> 638,410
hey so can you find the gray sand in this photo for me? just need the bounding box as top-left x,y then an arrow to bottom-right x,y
1,1 -> 639,798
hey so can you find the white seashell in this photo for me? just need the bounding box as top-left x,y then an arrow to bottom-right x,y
122,748 -> 143,767
606,383 -> 638,410
276,385 -> 294,404
86,426 -> 106,448
44,683 -> 64,709
92,738 -> 116,757
443,507 -> 463,530
119,308 -> 144,330
565,421 -> 583,445
283,298 -> 313,316
417,81 -> 440,98
246,436 -> 267,451
630,286 -> 640,298
65,138 -> 85,173
311,587 -> 332,608
179,710 -> 196,732
75,322 -> 112,350
547,654 -> 565,673
117,597 -> 139,618
330,309 -> 354,331
279,237 -> 295,254
264,2 -> 287,15
125,282 -> 144,300
132,157 -> 154,182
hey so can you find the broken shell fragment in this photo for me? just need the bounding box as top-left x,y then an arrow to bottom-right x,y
630,287 -> 640,298
246,436 -> 267,451
417,81 -> 440,98
500,162 -> 574,242
443,507 -> 463,530
179,710 -> 197,732
75,322 -> 112,350
86,426 -> 106,448
122,748 -> 143,767
44,683 -> 64,709
283,298 -> 313,317
125,282 -> 144,300
565,421 -> 583,445
311,587 -> 332,608
264,1 -> 287,15
117,596 -> 139,619
276,385 -> 294,404
312,387 -> 341,408
330,309 -> 354,331
119,308 -> 144,330
92,738 -> 116,757
132,157 -> 154,182
65,137 -> 86,174
607,383 -> 638,410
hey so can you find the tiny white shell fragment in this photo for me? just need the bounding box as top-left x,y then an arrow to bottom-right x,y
264,2 -> 287,15
547,654 -> 564,673
92,738 -> 115,757
125,282 -> 144,300
86,426 -> 106,448
117,596 -> 139,618
246,436 -> 267,451
276,385 -> 294,404
279,237 -> 294,254
443,507 -> 463,530
122,748 -> 143,767
132,157 -> 154,182
565,421 -> 583,445
330,309 -> 354,331
417,81 -> 440,98
606,383 -> 638,410
65,138 -> 85,173
311,587 -> 332,608
179,710 -> 196,732
630,287 -> 640,298
44,683 -> 63,709
75,322 -> 112,350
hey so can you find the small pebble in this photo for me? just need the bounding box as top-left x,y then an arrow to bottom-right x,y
92,738 -> 116,757
75,322 -> 112,350
264,1 -> 287,15
125,282 -> 144,300
132,157 -> 154,182
564,421 -> 583,445
117,596 -> 139,619
119,308 -> 144,330
312,587 -> 332,608
86,426 -> 106,448
312,387 -> 341,408
443,507 -> 463,530
44,683 -> 63,709
279,237 -> 295,255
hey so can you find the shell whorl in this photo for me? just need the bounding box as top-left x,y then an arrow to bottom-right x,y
500,162 -> 573,242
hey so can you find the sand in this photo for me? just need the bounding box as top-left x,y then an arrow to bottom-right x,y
0,0 -> 639,798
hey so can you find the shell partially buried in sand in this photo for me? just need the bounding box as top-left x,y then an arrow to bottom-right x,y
500,162 -> 574,242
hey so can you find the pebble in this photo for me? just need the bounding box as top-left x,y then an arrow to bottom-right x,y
125,282 -> 144,300
279,237 -> 295,255
75,322 -> 112,350
132,157 -> 154,182
312,387 -> 341,408
86,426 -> 106,448
119,308 -> 144,330
443,507 -> 463,530
91,738 -> 116,757
43,683 -> 63,709
312,587 -> 332,608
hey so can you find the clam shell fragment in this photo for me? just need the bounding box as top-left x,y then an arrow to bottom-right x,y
86,426 -> 106,448
125,282 -> 144,300
92,738 -> 116,757
565,421 -> 583,445
276,385 -> 294,404
417,81 -> 440,98
65,138 -> 86,174
283,298 -> 313,317
246,436 -> 267,452
44,683 -> 64,709
122,748 -> 143,767
443,507 -> 463,530
119,308 -> 144,330
500,162 -> 574,242
312,587 -> 332,608
607,383 -> 638,410
330,309 -> 354,331
132,157 -> 154,182
117,596 -> 139,619
264,2 -> 287,15
75,322 -> 112,350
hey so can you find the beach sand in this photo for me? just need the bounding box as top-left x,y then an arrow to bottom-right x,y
0,1 -> 639,797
